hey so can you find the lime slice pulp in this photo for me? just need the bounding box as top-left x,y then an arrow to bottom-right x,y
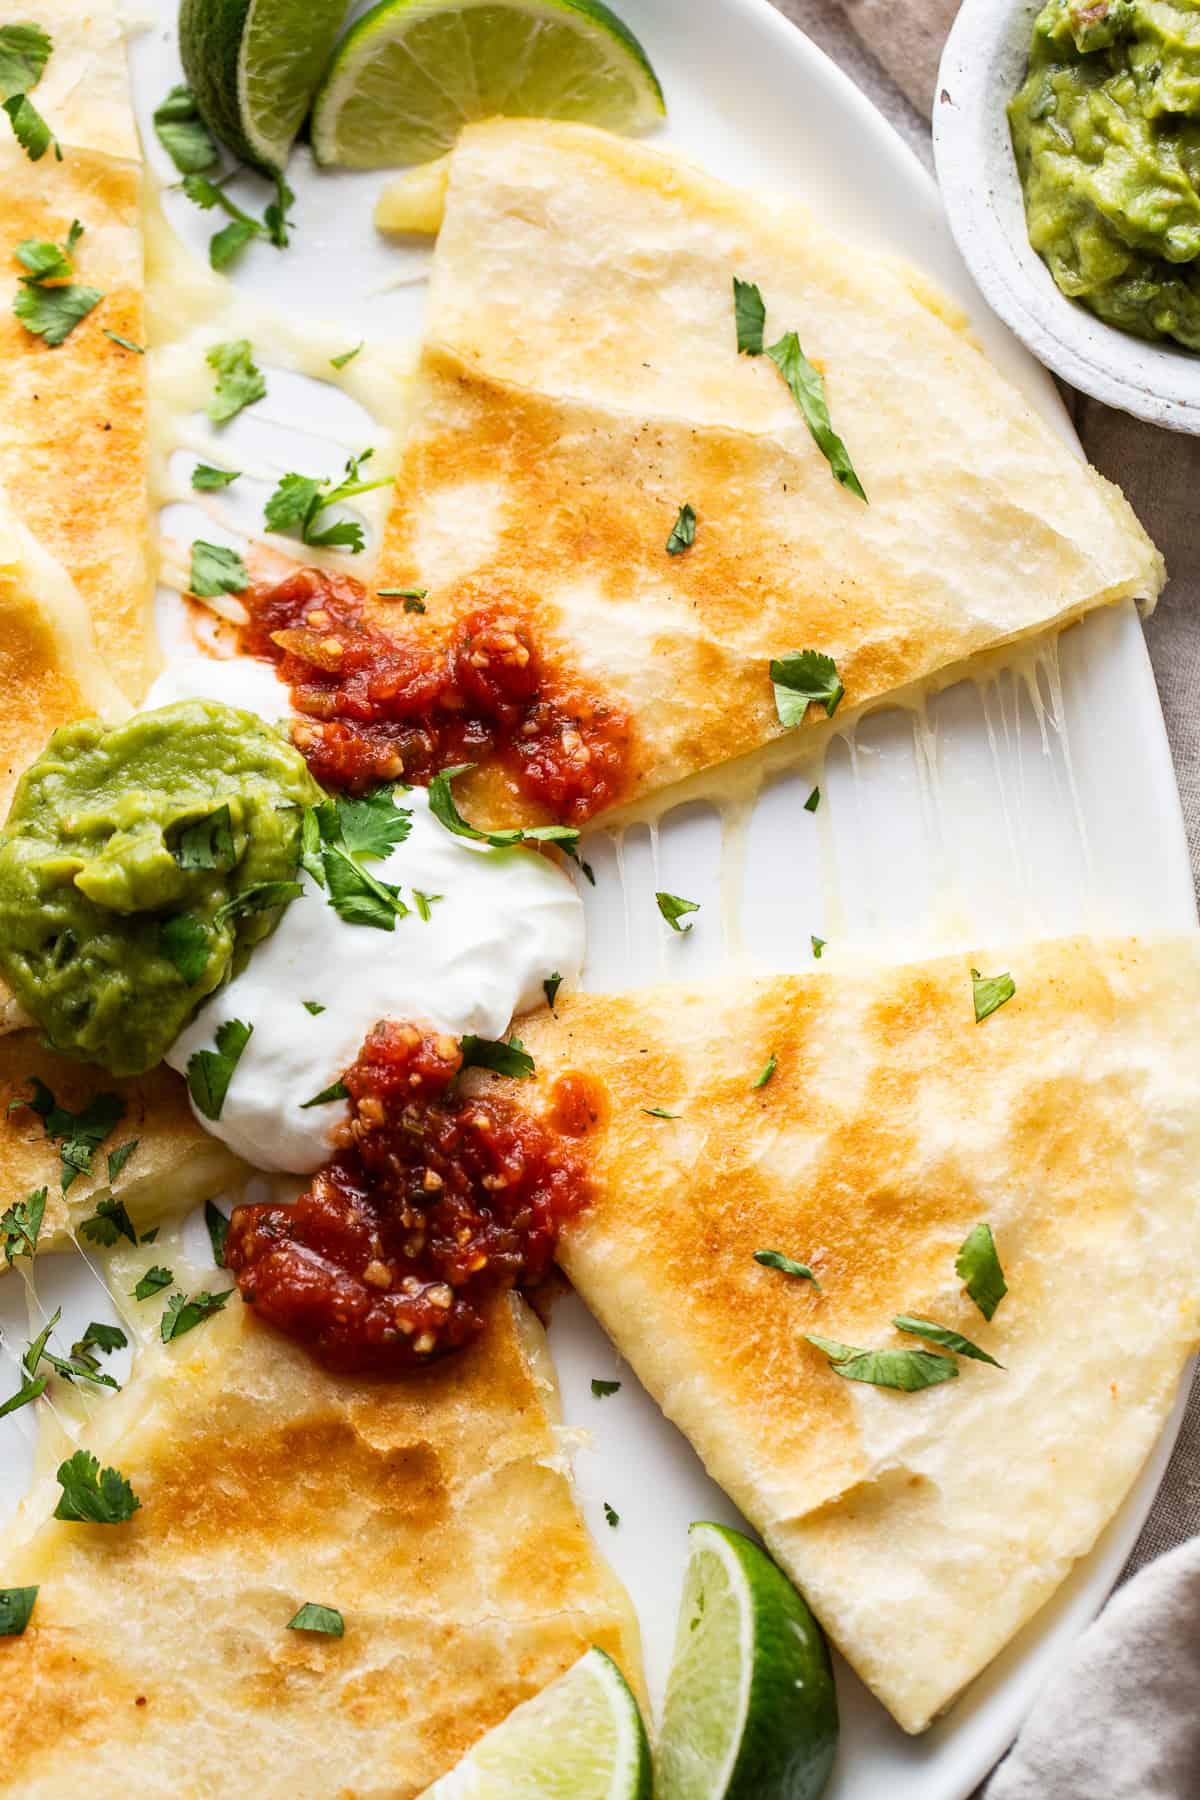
179,0 -> 351,171
419,1646 -> 651,1798
310,0 -> 665,170
655,1522 -> 839,1800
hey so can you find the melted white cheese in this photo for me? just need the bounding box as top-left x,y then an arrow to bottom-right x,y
164,787 -> 584,1174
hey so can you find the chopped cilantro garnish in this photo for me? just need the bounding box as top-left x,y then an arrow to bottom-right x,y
971,967 -> 1015,1023
133,1265 -> 174,1301
206,338 -> 265,424
656,891 -> 700,933
770,650 -> 844,729
15,218 -> 81,281
1,1186 -> 45,1265
805,1334 -> 958,1391
106,1139 -> 138,1183
323,844 -> 408,930
543,971 -> 563,1009
642,1105 -> 679,1120
751,1054 -> 776,1090
23,1307 -> 118,1392
53,1449 -> 140,1524
732,276 -> 766,356
460,1035 -> 534,1079
377,587 -> 427,600
192,463 -> 240,490
0,1375 -> 45,1421
591,1378 -> 621,1398
666,502 -> 696,555
73,1322 -> 126,1359
103,329 -> 144,353
14,1080 -> 126,1194
161,1288 -> 233,1343
288,1602 -> 344,1636
956,1223 -> 1008,1321
811,934 -> 826,959
213,880 -> 303,926
300,791 -> 412,930
329,787 -> 413,861
186,1019 -> 253,1121
403,595 -> 427,613
766,330 -> 867,502
205,1198 -> 229,1268
152,84 -> 217,174
80,1194 -> 137,1249
159,913 -> 209,984
0,24 -> 52,98
263,175 -> 294,248
264,449 -> 392,554
300,1078 -> 349,1109
603,1502 -> 620,1529
754,1247 -> 819,1286
302,1000 -> 326,1016
3,92 -> 57,162
330,343 -> 362,369
804,785 -> 820,813
427,764 -> 581,855
174,803 -> 237,872
14,278 -> 101,345
893,1314 -> 1003,1368
190,540 -> 248,599
0,1588 -> 38,1636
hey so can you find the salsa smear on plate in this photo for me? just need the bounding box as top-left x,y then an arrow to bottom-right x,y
1011,0 -> 1200,349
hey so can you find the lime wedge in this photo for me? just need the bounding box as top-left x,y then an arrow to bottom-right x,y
179,0 -> 351,171
309,0 -> 665,170
656,1523 -> 839,1800
420,1647 -> 651,1798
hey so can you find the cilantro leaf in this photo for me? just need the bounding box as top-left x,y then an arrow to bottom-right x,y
3,92 -> 56,161
15,220 -> 80,281
79,1194 -> 137,1248
591,1378 -> 621,1398
0,24 -> 51,99
331,343 -> 362,369
73,1322 -> 126,1357
300,1079 -> 349,1109
302,1000 -> 325,1016
426,764 -> 581,855
377,586 -> 428,605
53,1449 -> 140,1524
152,85 -> 217,174
460,1035 -> 534,1079
206,338 -> 265,424
811,934 -> 826,959
733,276 -> 766,356
766,330 -> 867,502
133,1265 -> 173,1301
971,968 -> 1015,1024
956,1222 -> 1008,1321
893,1314 -> 1003,1368
0,1587 -> 38,1635
186,1019 -> 252,1121
754,1247 -> 819,1285
288,1602 -> 344,1636
543,971 -> 562,1009
263,449 -> 391,555
770,650 -> 844,729
804,786 -> 820,813
23,1308 -> 118,1392
209,216 -> 258,270
0,1375 -> 45,1420
322,844 -> 408,930
14,1080 -> 125,1192
192,463 -> 240,490
263,175 -> 294,249
656,891 -> 700,933
642,1105 -> 679,1119
1,1186 -> 45,1265
751,1054 -> 777,1090
329,788 -> 413,861
161,1288 -> 233,1343
205,1198 -> 229,1268
103,329 -> 144,353
174,803 -> 237,872
666,502 -> 696,555
14,279 -> 101,345
213,880 -> 303,926
106,1139 -> 138,1183
805,1334 -> 958,1391
159,913 -> 210,984
190,540 -> 248,598
603,1502 -> 620,1528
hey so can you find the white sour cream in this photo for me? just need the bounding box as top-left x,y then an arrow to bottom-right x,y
143,655 -> 293,724
164,787 -> 584,1174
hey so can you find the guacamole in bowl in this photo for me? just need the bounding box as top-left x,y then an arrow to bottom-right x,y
1010,0 -> 1200,349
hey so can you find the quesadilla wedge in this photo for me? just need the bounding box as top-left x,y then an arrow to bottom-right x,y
491,935 -> 1200,1731
0,1275 -> 640,1797
376,120 -> 1162,826
0,7 -> 151,701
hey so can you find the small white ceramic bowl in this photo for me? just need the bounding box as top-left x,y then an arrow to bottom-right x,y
933,0 -> 1200,432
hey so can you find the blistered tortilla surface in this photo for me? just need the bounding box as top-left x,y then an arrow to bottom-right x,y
505,935 -> 1200,1731
378,121 -> 1163,821
0,1292 -> 639,1797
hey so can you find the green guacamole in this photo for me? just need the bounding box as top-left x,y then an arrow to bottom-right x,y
0,701 -> 320,1077
1010,0 -> 1200,348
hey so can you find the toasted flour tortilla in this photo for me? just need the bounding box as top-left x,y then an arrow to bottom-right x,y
378,121 -> 1163,824
0,4 -> 151,700
500,936 -> 1200,1731
0,1284 -> 639,1798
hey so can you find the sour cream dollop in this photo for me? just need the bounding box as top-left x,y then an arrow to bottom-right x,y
143,655 -> 293,724
165,786 -> 584,1173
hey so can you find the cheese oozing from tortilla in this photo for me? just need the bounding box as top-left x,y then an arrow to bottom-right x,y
164,783 -> 584,1173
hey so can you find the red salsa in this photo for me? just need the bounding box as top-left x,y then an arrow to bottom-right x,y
240,567 -> 630,824
224,1022 -> 588,1373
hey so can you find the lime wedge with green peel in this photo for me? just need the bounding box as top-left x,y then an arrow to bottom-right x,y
310,0 -> 665,170
419,1647 -> 651,1798
179,0 -> 352,171
656,1523 -> 839,1800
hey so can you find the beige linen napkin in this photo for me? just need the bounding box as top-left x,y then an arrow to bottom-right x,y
768,0 -> 1200,1788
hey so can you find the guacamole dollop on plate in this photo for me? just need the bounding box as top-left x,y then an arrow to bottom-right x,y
1010,0 -> 1200,349
0,701 -> 320,1077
